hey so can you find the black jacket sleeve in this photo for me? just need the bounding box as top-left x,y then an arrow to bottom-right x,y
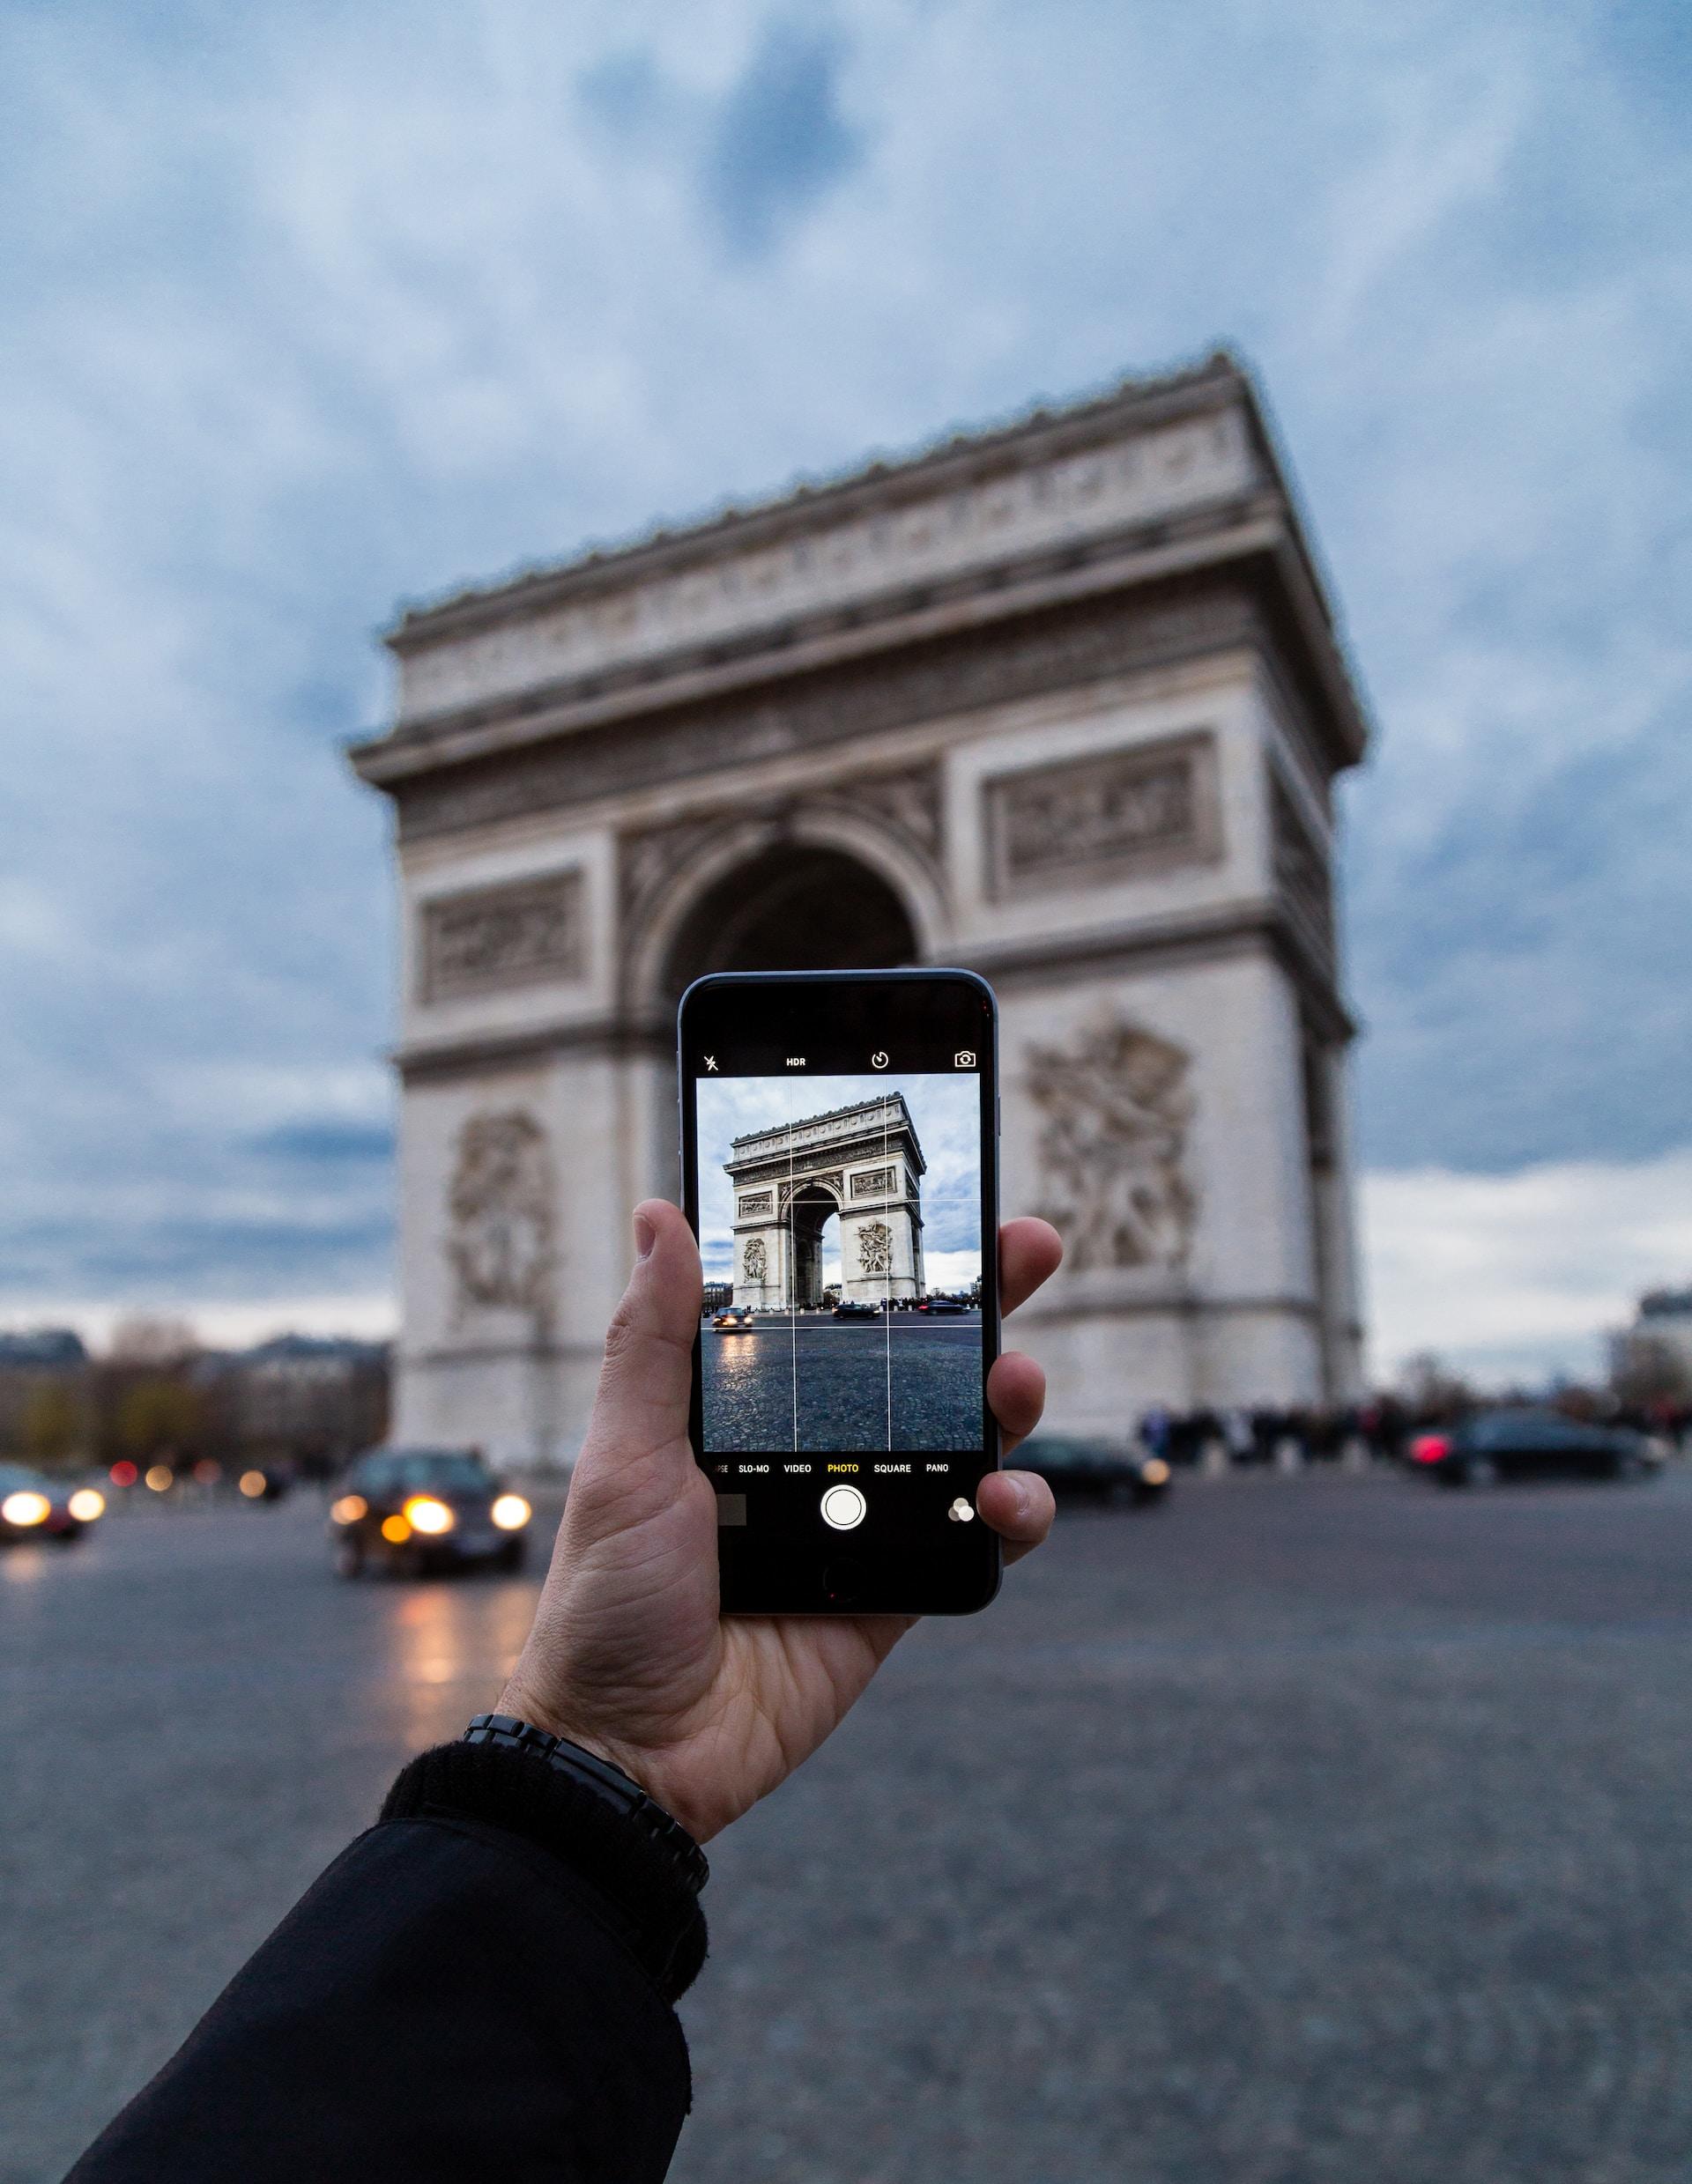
65,1748 -> 706,2184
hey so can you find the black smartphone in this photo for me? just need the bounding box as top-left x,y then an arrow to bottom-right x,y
678,968 -> 1001,1616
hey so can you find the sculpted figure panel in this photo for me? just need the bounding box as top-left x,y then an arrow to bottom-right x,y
448,1109 -> 557,1322
1026,1018 -> 1197,1271
985,731 -> 1219,899
742,1236 -> 768,1284
856,1221 -> 893,1277
421,870 -> 584,1001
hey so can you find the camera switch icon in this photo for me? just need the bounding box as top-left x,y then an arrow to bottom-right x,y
954,1049 -> 976,1069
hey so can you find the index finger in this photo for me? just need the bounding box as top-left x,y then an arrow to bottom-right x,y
999,1218 -> 1063,1317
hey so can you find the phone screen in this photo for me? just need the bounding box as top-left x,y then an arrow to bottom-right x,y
678,970 -> 1000,1614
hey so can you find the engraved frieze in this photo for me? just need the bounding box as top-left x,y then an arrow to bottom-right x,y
737,1190 -> 775,1218
1025,1018 -> 1197,1271
395,586 -> 1261,842
850,1166 -> 895,1197
986,731 -> 1219,899
420,870 -> 584,1003
447,1109 -> 557,1322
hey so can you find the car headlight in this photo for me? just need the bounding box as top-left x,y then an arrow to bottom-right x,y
330,1494 -> 367,1526
381,1513 -> 412,1544
2,1490 -> 50,1528
1140,1457 -> 1171,1486
238,1470 -> 268,1499
491,1494 -> 531,1531
403,1495 -> 456,1536
67,1489 -> 105,1522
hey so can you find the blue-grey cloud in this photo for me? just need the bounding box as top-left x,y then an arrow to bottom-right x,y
701,18 -> 865,257
251,1120 -> 397,1165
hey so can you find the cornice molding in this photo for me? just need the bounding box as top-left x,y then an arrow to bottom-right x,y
352,495 -> 1287,782
383,354 -> 1248,652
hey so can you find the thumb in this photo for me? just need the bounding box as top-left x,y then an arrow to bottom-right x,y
582,1199 -> 701,1461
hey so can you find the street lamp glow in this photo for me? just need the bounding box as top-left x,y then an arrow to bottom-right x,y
145,1465 -> 174,1493
238,1470 -> 267,1499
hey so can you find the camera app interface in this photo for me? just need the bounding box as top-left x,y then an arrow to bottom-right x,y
693,1036 -> 989,1541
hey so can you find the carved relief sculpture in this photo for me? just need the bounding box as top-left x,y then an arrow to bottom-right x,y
857,1221 -> 893,1277
1026,1019 -> 1197,1271
850,1166 -> 895,1197
985,731 -> 1220,899
421,870 -> 584,1002
738,1191 -> 775,1218
448,1110 -> 558,1323
742,1236 -> 768,1284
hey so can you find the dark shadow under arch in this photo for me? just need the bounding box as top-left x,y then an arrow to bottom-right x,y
664,843 -> 918,1003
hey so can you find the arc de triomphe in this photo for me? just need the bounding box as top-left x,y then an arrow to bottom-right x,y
351,352 -> 1369,1466
728,1094 -> 927,1310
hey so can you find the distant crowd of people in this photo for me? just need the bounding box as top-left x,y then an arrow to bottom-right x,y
1135,1395 -> 1692,1470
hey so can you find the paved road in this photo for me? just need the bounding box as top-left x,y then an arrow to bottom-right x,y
703,1313 -> 983,1450
6,1467 -> 1692,2182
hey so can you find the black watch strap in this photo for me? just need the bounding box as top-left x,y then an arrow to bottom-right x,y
379,1719 -> 709,2003
459,1714 -> 709,1896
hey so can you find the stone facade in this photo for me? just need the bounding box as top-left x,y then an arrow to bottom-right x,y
351,352 -> 1370,1463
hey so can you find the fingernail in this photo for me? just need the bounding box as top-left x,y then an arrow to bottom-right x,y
634,1210 -> 656,1260
1007,1477 -> 1030,1522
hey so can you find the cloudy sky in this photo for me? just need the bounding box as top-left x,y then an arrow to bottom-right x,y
695,1075 -> 983,1291
4,0 -> 1688,1378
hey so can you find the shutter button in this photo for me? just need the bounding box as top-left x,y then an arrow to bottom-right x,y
820,1484 -> 866,1529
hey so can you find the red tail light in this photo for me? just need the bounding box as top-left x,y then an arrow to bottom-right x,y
1410,1433 -> 1451,1464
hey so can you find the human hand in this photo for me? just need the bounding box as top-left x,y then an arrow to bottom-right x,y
498,1200 -> 1062,1842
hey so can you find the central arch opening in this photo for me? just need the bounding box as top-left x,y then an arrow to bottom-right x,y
664,842 -> 918,1000
787,1183 -> 842,1309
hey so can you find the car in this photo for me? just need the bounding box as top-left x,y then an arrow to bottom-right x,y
0,1462 -> 106,1544
711,1308 -> 755,1329
917,1296 -> 969,1314
1409,1409 -> 1659,1488
1013,1436 -> 1171,1507
329,1447 -> 534,1577
832,1299 -> 880,1319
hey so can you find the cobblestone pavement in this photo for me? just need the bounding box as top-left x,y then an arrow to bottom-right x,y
703,1314 -> 983,1451
6,1468 -> 1692,2182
